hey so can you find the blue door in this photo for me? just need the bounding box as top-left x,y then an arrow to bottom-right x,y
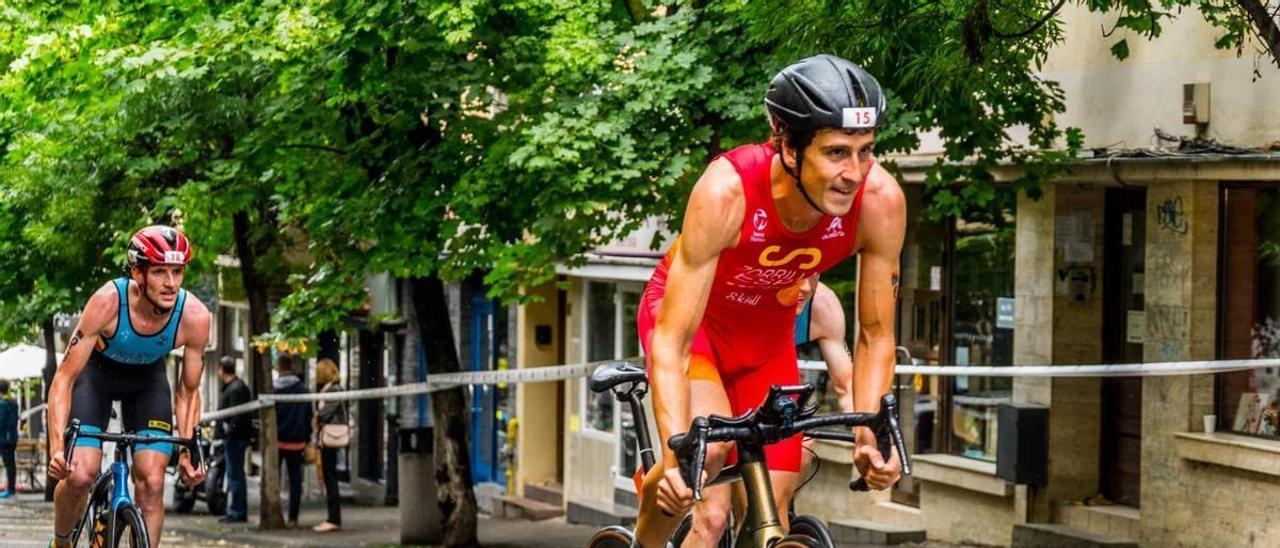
469,297 -> 503,486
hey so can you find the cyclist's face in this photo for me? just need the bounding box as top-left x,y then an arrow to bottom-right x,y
797,129 -> 876,216
135,264 -> 185,307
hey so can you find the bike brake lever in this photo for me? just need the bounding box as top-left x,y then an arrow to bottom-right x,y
883,394 -> 911,476
848,395 -> 903,492
191,428 -> 206,469
63,419 -> 81,465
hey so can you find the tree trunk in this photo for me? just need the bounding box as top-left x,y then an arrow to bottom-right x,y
233,211 -> 285,529
410,275 -> 478,547
1238,0 -> 1280,68
41,317 -> 56,502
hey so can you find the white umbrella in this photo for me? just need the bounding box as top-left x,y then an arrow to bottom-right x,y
0,343 -> 64,379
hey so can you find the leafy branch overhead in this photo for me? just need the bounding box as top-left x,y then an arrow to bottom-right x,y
0,0 -> 1275,333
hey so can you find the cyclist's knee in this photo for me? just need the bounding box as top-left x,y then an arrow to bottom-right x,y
692,497 -> 732,538
63,467 -> 96,493
132,468 -> 165,501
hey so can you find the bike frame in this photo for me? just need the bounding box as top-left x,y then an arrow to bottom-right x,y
63,419 -> 202,547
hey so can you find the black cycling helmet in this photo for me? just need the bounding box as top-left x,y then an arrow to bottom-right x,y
765,54 -> 886,133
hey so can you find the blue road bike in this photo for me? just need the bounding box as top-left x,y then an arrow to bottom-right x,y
62,419 -> 204,547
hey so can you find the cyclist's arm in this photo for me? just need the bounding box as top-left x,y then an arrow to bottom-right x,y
852,169 -> 906,427
174,297 -> 211,441
651,158 -> 742,467
47,284 -> 116,455
810,283 -> 855,413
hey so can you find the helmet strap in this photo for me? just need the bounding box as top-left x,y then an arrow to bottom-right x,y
784,148 -> 829,216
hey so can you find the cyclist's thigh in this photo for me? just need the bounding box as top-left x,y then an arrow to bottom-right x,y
130,449 -> 169,493
120,360 -> 175,456
689,358 -> 733,476
723,352 -> 803,473
69,359 -> 114,451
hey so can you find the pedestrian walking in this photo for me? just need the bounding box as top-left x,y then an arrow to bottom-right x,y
216,357 -> 253,522
0,379 -> 17,498
273,353 -> 312,527
312,358 -> 348,533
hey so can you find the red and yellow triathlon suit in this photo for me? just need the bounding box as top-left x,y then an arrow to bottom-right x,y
638,142 -> 869,472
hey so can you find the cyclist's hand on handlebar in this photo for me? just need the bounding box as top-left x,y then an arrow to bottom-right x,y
48,452 -> 72,481
178,451 -> 205,487
656,464 -> 700,517
853,437 -> 901,491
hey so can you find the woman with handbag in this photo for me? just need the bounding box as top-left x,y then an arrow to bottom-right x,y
313,358 -> 349,533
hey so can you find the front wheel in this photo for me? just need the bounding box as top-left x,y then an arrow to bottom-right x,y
787,515 -> 834,548
106,506 -> 150,548
586,525 -> 634,548
772,534 -> 821,547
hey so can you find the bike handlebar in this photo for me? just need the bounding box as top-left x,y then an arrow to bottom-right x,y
668,387 -> 911,500
63,419 -> 206,469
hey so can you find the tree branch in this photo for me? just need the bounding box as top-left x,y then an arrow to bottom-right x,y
993,0 -> 1068,39
1237,0 -> 1280,68
277,143 -> 348,155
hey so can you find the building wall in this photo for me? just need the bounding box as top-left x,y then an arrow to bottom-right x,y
1043,4 -> 1280,149
1047,186 -> 1105,505
515,281 -> 563,496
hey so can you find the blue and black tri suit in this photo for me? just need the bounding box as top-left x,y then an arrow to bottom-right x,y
70,277 -> 187,455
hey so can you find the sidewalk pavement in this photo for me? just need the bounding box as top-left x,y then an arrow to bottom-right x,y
165,501 -> 599,547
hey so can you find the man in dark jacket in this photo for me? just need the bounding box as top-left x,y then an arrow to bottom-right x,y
217,357 -> 252,522
273,354 -> 312,526
0,379 -> 17,499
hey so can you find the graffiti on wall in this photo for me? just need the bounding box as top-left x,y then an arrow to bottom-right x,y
1155,196 -> 1188,235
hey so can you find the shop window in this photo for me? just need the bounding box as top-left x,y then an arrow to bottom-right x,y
584,281 -> 618,433
891,186 -> 1015,505
949,219 -> 1015,461
578,279 -> 645,488
1218,185 -> 1280,438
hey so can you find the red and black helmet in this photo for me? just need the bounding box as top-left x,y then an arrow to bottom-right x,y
127,225 -> 192,268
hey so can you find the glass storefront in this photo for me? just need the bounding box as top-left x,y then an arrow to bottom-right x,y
1218,185 -> 1280,438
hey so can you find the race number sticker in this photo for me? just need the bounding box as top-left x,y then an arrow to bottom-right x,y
842,107 -> 877,129
165,251 -> 186,263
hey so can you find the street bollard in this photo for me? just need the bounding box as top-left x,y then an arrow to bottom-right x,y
398,426 -> 442,544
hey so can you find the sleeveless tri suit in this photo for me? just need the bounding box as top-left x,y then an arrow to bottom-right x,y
70,277 -> 188,453
637,142 -> 868,471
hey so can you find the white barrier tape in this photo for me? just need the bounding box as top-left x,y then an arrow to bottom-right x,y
19,403 -> 46,422
198,400 -> 273,423
198,362 -> 599,423
800,359 -> 1280,376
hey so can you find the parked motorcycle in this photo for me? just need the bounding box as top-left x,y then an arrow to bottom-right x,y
172,426 -> 226,515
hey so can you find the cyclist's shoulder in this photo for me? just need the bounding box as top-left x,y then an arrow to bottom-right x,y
79,281 -> 123,326
180,291 -> 211,319
680,158 -> 745,251
855,164 -> 906,253
859,163 -> 905,217
177,292 -> 211,339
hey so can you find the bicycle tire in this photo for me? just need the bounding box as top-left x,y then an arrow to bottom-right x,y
786,515 -> 834,548
586,525 -> 634,548
670,512 -> 736,547
772,534 -> 821,547
108,505 -> 150,548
